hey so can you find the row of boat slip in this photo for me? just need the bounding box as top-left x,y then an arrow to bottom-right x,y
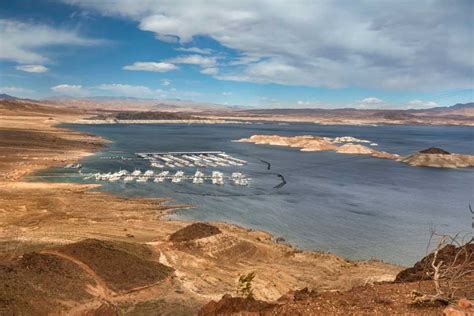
85,170 -> 250,186
136,152 -> 247,169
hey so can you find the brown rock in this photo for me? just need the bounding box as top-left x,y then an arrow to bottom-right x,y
458,298 -> 473,309
169,222 -> 222,242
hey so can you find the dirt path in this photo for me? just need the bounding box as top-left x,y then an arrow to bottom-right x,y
41,250 -> 115,299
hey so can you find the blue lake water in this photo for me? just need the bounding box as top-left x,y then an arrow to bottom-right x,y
35,123 -> 474,265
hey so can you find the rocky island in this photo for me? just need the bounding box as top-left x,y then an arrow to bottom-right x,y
400,147 -> 474,168
236,135 -> 399,160
237,135 -> 474,169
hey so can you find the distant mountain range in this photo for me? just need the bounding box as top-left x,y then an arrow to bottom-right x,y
237,103 -> 474,117
0,93 -> 472,119
0,93 -> 19,100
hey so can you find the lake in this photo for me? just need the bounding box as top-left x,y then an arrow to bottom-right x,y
35,123 -> 474,265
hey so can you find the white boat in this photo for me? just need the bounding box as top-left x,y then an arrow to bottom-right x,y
199,156 -> 218,167
193,170 -> 205,184
136,176 -> 148,183
131,170 -> 142,176
96,172 -> 112,181
232,172 -> 249,186
217,153 -> 247,165
171,171 -> 185,183
211,171 -> 224,185
144,170 -> 154,177
108,175 -> 121,182
154,171 -> 169,183
151,162 -> 164,168
116,169 -> 129,176
123,176 -> 134,183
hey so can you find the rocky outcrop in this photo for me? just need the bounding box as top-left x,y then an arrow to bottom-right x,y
198,294 -> 275,316
399,148 -> 474,168
238,136 -> 474,168
395,243 -> 474,283
335,144 -> 399,159
236,135 -> 337,151
169,222 -> 222,242
419,147 -> 451,154
237,135 -> 399,160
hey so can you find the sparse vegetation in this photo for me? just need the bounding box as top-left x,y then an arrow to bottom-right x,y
411,228 -> 473,304
237,271 -> 256,299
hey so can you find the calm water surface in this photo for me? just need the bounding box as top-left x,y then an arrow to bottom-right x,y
36,123 -> 474,265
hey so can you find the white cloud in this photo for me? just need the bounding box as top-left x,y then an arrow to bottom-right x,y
123,61 -> 177,72
354,97 -> 390,109
96,83 -> 164,97
176,47 -> 213,54
0,19 -> 102,64
62,0 -> 474,90
160,79 -> 171,86
51,84 -> 84,95
0,86 -> 34,95
15,64 -> 49,73
166,54 -> 218,76
200,67 -> 219,75
167,54 -> 217,67
361,97 -> 384,104
407,100 -> 439,109
222,91 -> 232,96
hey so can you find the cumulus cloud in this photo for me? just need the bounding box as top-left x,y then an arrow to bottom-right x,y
15,64 -> 49,73
354,97 -> 390,109
61,0 -> 474,90
407,99 -> 439,109
361,97 -> 384,104
0,86 -> 34,95
176,47 -> 213,54
166,54 -> 218,74
160,79 -> 171,86
123,61 -> 177,72
200,67 -> 219,75
166,54 -> 217,67
96,83 -> 165,97
0,19 -> 102,64
48,82 -> 203,99
51,84 -> 84,95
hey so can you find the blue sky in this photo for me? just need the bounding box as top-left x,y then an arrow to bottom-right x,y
0,0 -> 472,109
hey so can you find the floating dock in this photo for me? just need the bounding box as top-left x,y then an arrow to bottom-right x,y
87,169 -> 250,186
136,151 -> 246,169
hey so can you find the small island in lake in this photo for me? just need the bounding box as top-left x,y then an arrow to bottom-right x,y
237,135 -> 474,169
399,147 -> 474,168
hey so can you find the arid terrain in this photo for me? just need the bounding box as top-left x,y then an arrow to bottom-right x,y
207,103 -> 474,126
0,99 -> 472,315
3,95 -> 473,126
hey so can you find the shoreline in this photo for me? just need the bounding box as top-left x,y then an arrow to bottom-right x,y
0,103 -> 403,314
73,117 -> 474,127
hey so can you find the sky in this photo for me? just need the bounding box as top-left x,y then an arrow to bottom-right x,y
0,0 -> 473,109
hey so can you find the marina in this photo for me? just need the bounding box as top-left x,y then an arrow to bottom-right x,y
136,151 -> 247,169
85,169 -> 250,186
